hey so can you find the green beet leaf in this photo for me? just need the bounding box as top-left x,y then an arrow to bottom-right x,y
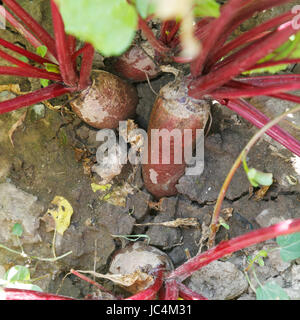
194,0 -> 220,18
55,0 -> 137,57
4,265 -> 30,282
276,232 -> 300,262
256,281 -> 290,300
12,223 -> 23,237
134,0 -> 156,19
247,168 -> 273,187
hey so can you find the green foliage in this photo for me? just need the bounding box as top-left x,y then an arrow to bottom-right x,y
247,168 -> 273,187
12,223 -> 23,237
244,32 -> 300,75
193,0 -> 220,18
256,281 -> 290,300
36,45 -> 48,58
1,265 -> 43,292
243,158 -> 273,187
134,0 -> 156,19
55,0 -> 138,57
4,265 -> 30,282
276,232 -> 300,262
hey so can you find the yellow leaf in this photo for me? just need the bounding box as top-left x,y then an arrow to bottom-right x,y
47,196 -> 73,235
91,183 -> 112,193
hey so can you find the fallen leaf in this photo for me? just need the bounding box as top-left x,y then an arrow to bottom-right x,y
135,218 -> 199,228
91,183 -> 112,193
101,183 -> 134,207
46,196 -> 73,235
255,185 -> 270,201
8,110 -> 27,147
75,269 -> 153,294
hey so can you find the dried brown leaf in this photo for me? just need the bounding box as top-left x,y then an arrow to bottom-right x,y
8,110 -> 27,147
135,218 -> 199,228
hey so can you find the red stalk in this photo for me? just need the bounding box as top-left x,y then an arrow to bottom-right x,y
270,92 -> 300,104
0,48 -> 61,80
0,66 -> 62,81
126,268 -> 164,300
138,16 -> 170,54
0,38 -> 56,65
247,58 -> 300,71
78,43 -> 94,90
0,83 -> 72,114
189,21 -> 298,97
208,0 -> 296,62
163,279 -> 179,300
190,0 -> 252,77
50,0 -> 78,87
211,82 -> 300,99
210,11 -> 295,68
177,282 -> 208,300
3,0 -> 57,59
223,98 -> 300,157
167,218 -> 300,282
1,7 -> 57,63
70,269 -> 118,299
236,74 -> 300,86
2,288 -> 74,300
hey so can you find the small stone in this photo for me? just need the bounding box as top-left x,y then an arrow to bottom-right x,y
96,202 -> 135,235
31,104 -> 45,121
186,260 -> 248,300
255,209 -> 285,228
76,126 -> 90,141
127,190 -> 151,221
0,183 -> 44,246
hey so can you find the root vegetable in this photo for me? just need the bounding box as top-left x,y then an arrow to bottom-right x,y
114,45 -> 160,82
142,75 -> 210,198
70,70 -> 138,129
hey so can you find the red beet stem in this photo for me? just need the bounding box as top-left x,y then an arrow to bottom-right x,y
78,43 -> 94,90
50,0 -> 78,87
247,58 -> 300,71
0,83 -> 72,114
3,0 -> 57,59
3,288 -> 74,300
222,98 -> 300,157
125,268 -> 164,300
163,279 -> 179,300
0,6 -> 58,63
138,16 -> 170,54
177,282 -> 208,300
0,47 -> 61,80
235,74 -> 300,86
189,21 -> 298,97
0,37 -> 56,65
167,218 -> 300,282
190,0 -> 252,77
270,92 -> 300,104
211,82 -> 300,99
0,66 -> 62,81
210,11 -> 294,68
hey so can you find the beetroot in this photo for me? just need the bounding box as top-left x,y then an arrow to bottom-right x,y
114,45 -> 160,82
142,76 -> 210,198
69,70 -> 138,129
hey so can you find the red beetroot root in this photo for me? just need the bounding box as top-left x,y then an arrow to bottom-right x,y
114,45 -> 160,82
142,76 -> 210,198
70,70 -> 138,129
